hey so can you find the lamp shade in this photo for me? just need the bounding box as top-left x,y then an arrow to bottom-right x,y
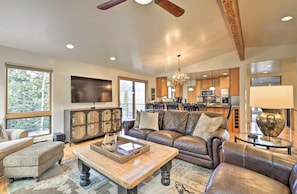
250,85 -> 294,109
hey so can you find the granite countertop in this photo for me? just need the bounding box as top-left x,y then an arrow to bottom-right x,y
205,104 -> 240,108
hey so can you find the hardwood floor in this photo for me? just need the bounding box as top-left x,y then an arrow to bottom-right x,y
1,128 -> 297,194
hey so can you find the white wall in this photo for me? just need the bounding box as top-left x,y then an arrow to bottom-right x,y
0,46 -> 155,134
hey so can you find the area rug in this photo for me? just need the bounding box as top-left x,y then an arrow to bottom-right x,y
6,158 -> 212,194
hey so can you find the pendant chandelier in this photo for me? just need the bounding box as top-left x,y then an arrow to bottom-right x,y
171,54 -> 188,86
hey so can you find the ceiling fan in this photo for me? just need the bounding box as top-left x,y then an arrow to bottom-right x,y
97,0 -> 185,17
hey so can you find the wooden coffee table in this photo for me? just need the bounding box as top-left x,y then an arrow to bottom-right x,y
73,135 -> 179,194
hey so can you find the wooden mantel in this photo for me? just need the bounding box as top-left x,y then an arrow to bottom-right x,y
217,0 -> 245,61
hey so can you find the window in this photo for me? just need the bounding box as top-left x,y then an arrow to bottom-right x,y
5,64 -> 52,137
118,77 -> 147,120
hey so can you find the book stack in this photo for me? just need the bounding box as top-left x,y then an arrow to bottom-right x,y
117,142 -> 142,155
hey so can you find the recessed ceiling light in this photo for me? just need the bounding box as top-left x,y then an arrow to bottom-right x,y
110,57 -> 116,61
281,16 -> 293,22
203,74 -> 207,77
223,72 -> 228,75
66,44 -> 74,49
135,0 -> 152,5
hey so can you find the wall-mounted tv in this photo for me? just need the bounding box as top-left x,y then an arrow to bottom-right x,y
71,76 -> 112,103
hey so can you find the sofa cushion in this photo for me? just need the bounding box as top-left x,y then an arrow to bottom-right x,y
173,135 -> 207,155
185,111 -> 227,135
147,130 -> 183,147
128,128 -> 155,140
162,110 -> 188,134
205,163 -> 290,194
133,110 -> 141,128
192,113 -> 223,141
139,111 -> 159,131
146,109 -> 165,130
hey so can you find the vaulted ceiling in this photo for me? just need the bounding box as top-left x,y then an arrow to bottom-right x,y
0,0 -> 296,76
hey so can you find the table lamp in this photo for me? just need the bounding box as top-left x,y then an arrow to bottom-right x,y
249,85 -> 294,138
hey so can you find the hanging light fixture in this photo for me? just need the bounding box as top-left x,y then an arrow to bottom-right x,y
209,71 -> 215,90
188,73 -> 194,91
135,0 -> 152,5
171,54 -> 188,86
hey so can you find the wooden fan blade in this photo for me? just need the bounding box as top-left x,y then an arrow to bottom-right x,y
97,0 -> 127,10
154,0 -> 185,17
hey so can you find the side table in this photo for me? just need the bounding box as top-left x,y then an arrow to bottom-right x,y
234,133 -> 292,155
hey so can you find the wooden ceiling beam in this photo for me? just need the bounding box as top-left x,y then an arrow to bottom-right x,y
217,0 -> 245,60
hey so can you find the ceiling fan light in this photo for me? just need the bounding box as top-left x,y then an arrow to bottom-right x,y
135,0 -> 153,5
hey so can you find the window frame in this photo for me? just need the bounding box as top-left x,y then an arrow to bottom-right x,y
118,76 -> 147,119
5,63 -> 53,136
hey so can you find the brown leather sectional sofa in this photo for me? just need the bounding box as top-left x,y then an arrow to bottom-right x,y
205,141 -> 297,194
123,110 -> 229,169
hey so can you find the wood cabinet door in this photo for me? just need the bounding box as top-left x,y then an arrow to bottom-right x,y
230,68 -> 239,96
214,78 -> 220,96
174,85 -> 183,98
195,80 -> 201,96
220,76 -> 229,88
87,111 -> 100,136
156,77 -> 168,97
187,87 -> 196,103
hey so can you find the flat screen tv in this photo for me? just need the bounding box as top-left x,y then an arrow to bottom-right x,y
71,76 -> 112,103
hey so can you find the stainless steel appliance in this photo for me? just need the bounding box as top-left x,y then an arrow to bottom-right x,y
201,90 -> 215,96
220,88 -> 229,105
221,97 -> 229,104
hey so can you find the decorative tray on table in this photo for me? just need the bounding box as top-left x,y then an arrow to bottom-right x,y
90,136 -> 150,163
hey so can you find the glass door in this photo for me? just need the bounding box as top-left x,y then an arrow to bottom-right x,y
119,78 -> 146,120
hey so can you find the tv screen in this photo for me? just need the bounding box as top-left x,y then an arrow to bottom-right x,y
71,76 -> 112,103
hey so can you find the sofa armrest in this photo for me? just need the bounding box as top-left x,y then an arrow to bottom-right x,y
222,141 -> 296,186
5,129 -> 28,140
122,120 -> 135,135
206,128 -> 230,168
208,128 -> 230,142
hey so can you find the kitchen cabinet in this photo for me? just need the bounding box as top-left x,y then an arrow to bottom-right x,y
229,68 -> 239,96
156,77 -> 168,97
201,79 -> 213,90
195,80 -> 201,96
214,78 -> 220,96
187,87 -> 196,103
64,107 -> 122,146
219,76 -> 229,88
174,84 -> 183,98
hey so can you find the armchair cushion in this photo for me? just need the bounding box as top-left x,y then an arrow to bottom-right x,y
206,163 -> 290,194
192,113 -> 223,141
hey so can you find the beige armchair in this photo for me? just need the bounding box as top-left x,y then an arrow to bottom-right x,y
0,129 -> 33,177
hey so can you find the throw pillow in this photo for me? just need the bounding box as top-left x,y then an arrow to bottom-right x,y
139,111 -> 159,131
133,110 -> 140,128
192,113 -> 223,141
0,125 -> 9,142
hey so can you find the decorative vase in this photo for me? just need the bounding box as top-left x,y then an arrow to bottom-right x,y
102,133 -> 117,152
256,112 -> 285,137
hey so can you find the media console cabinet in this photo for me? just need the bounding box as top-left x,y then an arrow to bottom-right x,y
64,107 -> 122,146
